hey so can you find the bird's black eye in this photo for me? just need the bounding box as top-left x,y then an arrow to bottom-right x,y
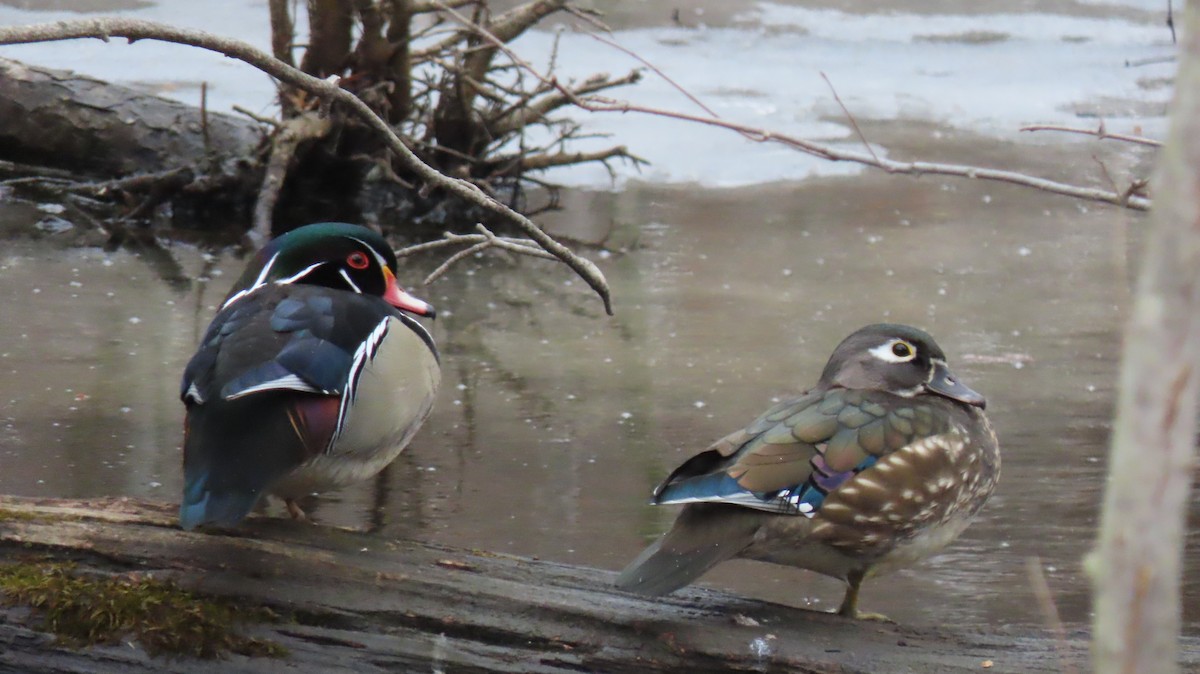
346,251 -> 370,270
892,341 -> 913,358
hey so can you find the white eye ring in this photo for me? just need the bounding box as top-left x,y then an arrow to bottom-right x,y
869,339 -> 917,363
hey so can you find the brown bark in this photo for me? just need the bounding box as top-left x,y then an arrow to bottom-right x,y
267,0 -> 298,117
251,112 -> 334,242
0,495 -> 1166,674
1089,5 -> 1200,674
267,0 -> 295,67
433,0 -> 568,161
385,0 -> 414,123
301,0 -> 354,78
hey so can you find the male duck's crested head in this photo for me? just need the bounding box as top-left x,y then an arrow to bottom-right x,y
223,223 -> 435,318
819,323 -> 985,408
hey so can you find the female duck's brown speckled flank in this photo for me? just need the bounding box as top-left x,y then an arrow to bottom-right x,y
616,323 -> 999,619
178,223 -> 441,530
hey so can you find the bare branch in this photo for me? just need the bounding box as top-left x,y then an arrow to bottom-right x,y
489,71 -> 641,137
232,104 -> 281,128
576,95 -> 1152,211
512,146 -> 647,173
0,17 -> 612,314
821,72 -> 880,164
424,240 -> 490,285
575,26 -> 718,119
1021,123 -> 1162,147
412,223 -> 560,285
252,111 -> 333,244
424,8 -> 1154,212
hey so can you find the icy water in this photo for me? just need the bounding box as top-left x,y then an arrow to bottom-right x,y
2,163 -> 1195,633
0,0 -> 1195,640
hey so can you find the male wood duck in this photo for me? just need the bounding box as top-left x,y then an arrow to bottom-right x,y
179,222 -> 441,530
615,323 -> 999,619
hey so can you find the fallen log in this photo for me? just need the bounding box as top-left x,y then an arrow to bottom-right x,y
0,57 -> 260,178
0,495 -> 1184,673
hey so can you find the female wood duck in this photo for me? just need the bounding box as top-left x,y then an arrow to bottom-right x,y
179,223 -> 441,530
615,323 -> 999,619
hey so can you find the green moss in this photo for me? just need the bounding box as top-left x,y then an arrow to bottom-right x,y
0,562 -> 286,659
0,508 -> 43,522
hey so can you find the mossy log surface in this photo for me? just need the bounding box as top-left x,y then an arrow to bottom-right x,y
0,495 -> 1183,673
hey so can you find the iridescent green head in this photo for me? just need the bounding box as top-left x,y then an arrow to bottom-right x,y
222,223 -> 434,317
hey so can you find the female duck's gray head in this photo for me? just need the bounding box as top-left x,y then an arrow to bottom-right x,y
819,323 -> 986,408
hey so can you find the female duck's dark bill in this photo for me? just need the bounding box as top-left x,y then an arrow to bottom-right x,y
382,267 -> 436,318
927,360 -> 986,408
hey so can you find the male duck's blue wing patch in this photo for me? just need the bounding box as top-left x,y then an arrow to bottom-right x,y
182,289 -> 396,404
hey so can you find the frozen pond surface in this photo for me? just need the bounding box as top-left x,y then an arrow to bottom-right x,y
0,0 -> 1176,186
0,0 -> 1195,638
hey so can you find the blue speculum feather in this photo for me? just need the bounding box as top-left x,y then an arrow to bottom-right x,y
273,339 -> 353,393
179,474 -> 261,531
660,453 -> 882,516
657,472 -> 749,504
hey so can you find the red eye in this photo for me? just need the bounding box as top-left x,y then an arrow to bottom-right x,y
346,251 -> 370,270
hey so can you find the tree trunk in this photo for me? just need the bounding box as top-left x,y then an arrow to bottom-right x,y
1089,4 -> 1200,674
301,0 -> 353,79
0,495 -> 1148,674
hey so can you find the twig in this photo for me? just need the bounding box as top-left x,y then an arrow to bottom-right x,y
820,72 -> 880,164
1026,557 -> 1079,674
575,25 -> 717,119
0,159 -> 78,182
1021,123 -> 1162,148
1125,54 -> 1175,68
426,0 -> 562,95
0,17 -> 613,314
513,146 -> 646,173
69,166 -> 196,196
1093,156 -> 1122,202
396,229 -> 554,257
1167,0 -> 1176,44
488,71 -> 642,137
423,240 -> 490,285
200,81 -> 210,153
416,224 -> 559,285
232,105 -> 282,128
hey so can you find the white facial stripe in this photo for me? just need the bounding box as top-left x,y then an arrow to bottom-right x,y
274,261 -> 325,286
338,268 -> 364,294
349,236 -> 390,270
221,252 -> 280,310
929,358 -> 958,386
869,339 -> 917,363
348,236 -> 395,289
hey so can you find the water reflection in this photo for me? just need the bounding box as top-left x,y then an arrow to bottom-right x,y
0,168 -> 1194,633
